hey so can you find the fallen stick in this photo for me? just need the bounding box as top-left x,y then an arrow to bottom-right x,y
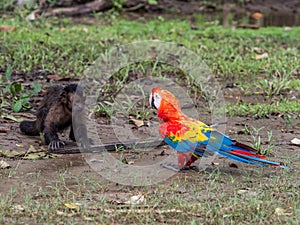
237,24 -> 259,29
30,0 -> 112,18
48,138 -> 165,154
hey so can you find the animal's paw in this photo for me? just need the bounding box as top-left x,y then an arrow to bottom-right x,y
48,140 -> 65,151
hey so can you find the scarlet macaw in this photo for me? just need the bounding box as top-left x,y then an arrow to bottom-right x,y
149,87 -> 289,171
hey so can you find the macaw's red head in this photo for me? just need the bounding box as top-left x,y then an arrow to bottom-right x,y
149,88 -> 183,121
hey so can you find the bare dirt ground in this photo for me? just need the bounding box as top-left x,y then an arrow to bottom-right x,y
1,76 -> 299,197
1,115 -> 299,185
0,68 -> 299,224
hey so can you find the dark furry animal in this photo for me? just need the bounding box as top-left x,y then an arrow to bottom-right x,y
20,84 -> 89,150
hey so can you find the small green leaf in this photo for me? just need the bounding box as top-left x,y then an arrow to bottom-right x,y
5,65 -> 12,81
14,82 -> 23,93
39,132 -> 45,144
148,0 -> 158,5
12,100 -> 23,112
3,85 -> 10,94
2,114 -> 23,122
31,82 -> 42,93
0,150 -> 22,158
22,152 -> 47,160
0,160 -> 11,169
10,82 -> 17,96
9,82 -> 23,97
20,96 -> 30,105
22,152 -> 58,159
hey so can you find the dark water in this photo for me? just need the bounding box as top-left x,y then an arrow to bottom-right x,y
205,11 -> 300,27
128,10 -> 300,27
262,12 -> 300,27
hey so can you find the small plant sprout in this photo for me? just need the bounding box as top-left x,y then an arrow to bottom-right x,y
2,66 -> 42,113
247,126 -> 274,156
256,70 -> 291,100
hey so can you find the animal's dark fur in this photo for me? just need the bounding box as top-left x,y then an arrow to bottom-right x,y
20,84 -> 89,150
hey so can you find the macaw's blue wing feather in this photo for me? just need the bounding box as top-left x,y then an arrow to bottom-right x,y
163,137 -> 208,156
163,138 -> 194,153
163,129 -> 212,168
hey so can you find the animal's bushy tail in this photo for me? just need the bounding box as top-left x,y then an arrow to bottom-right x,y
20,121 -> 39,136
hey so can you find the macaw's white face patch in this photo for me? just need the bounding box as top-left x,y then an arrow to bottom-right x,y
149,92 -> 162,110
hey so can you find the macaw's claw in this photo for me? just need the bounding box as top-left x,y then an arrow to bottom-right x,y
183,165 -> 199,172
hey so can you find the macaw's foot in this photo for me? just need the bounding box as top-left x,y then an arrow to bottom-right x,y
161,163 -> 199,172
181,165 -> 199,172
181,166 -> 200,172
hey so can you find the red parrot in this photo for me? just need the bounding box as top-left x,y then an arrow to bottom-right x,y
149,87 -> 289,171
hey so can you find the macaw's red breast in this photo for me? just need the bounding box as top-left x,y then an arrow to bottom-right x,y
159,120 -> 190,139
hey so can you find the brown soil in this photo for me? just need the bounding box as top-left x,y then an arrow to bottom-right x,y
1,75 -> 299,195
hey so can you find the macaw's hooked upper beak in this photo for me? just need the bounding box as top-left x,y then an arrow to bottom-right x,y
149,93 -> 157,110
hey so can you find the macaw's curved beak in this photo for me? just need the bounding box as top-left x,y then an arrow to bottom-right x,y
149,93 -> 157,110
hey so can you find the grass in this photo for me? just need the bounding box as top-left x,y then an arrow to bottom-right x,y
1,16 -> 299,77
0,12 -> 299,225
1,15 -> 299,119
0,168 -> 299,224
226,100 -> 300,118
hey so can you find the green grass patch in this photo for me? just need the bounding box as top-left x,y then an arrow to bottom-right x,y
0,15 -> 299,117
0,169 -> 299,224
1,16 -> 299,78
226,100 -> 300,118
289,79 -> 300,91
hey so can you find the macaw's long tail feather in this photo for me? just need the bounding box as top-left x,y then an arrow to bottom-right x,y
219,150 -> 289,169
204,132 -> 291,169
210,145 -> 290,169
